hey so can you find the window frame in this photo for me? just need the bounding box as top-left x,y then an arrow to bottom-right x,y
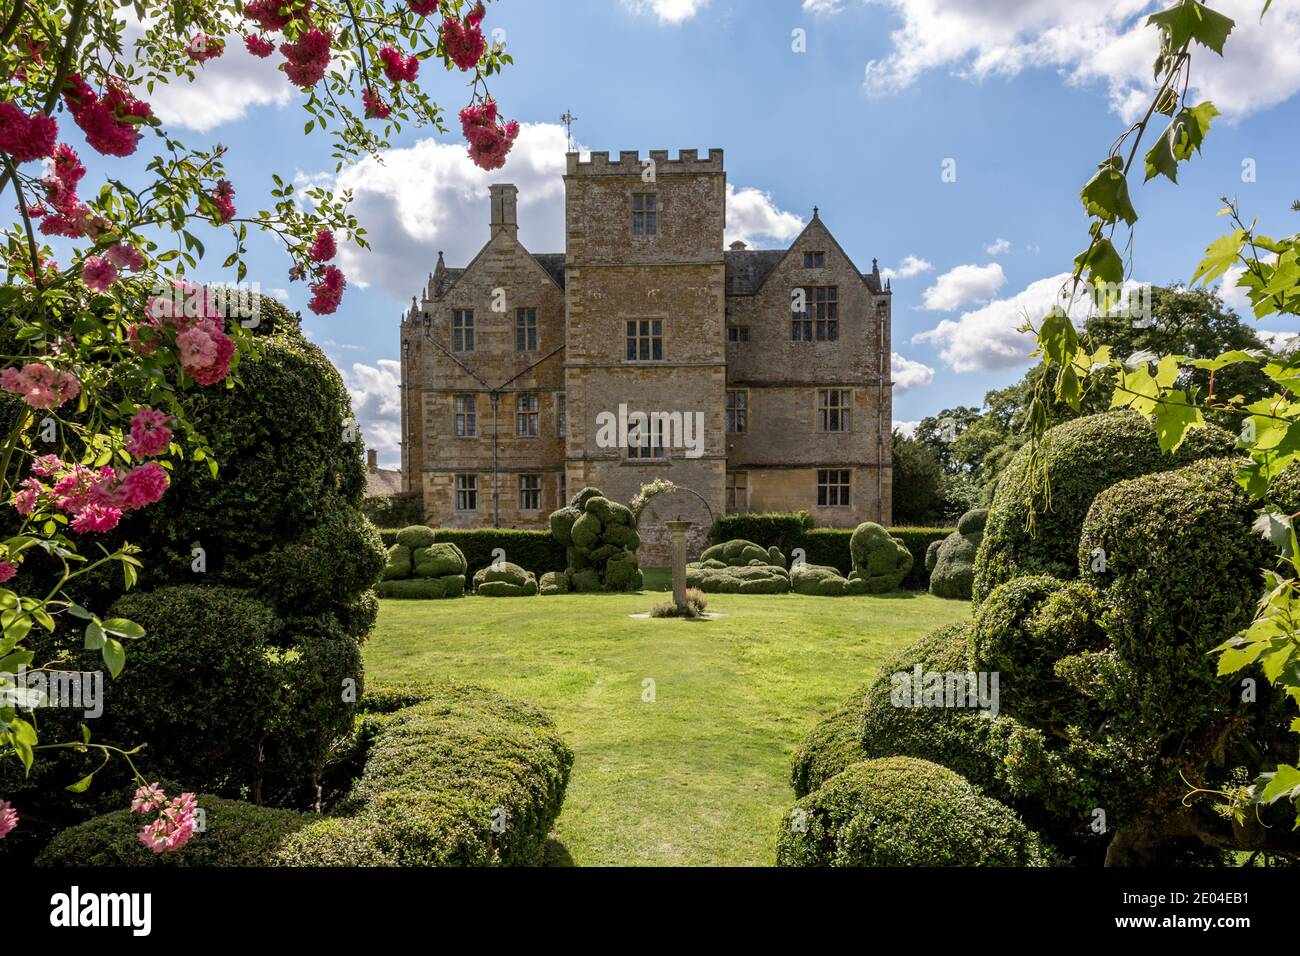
453,394 -> 477,438
625,319 -> 664,362
452,309 -> 475,352
627,415 -> 667,460
632,192 -> 658,237
516,393 -> 539,437
818,388 -> 852,433
726,389 -> 748,434
455,474 -> 478,511
518,474 -> 542,511
515,308 -> 538,352
726,471 -> 750,514
816,469 -> 852,508
803,251 -> 826,269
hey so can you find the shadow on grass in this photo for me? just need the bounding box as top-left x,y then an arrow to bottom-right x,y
543,837 -> 576,867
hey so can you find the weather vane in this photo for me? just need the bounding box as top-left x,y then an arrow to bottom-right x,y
560,109 -> 577,152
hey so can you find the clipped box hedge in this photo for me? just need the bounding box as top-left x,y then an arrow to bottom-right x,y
791,527 -> 952,591
711,513 -> 812,555
376,528 -> 565,580
35,680 -> 573,868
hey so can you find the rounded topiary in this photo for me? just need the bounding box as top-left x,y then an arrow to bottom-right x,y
226,502 -> 386,614
686,562 -> 790,594
848,522 -> 912,593
700,539 -> 777,567
924,539 -> 942,573
790,563 -> 865,597
474,562 -> 538,597
968,575 -> 1107,728
790,684 -> 870,798
383,544 -> 412,580
973,410 -> 1234,603
395,525 -> 437,550
957,508 -> 988,536
412,542 -> 467,579
36,795 -> 312,867
539,571 -> 569,595
547,487 -> 641,591
1077,457 -> 1269,738
776,757 -> 1053,867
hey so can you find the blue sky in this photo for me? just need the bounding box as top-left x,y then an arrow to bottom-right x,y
67,0 -> 1300,465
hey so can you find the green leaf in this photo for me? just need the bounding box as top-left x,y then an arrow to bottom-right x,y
84,621 -> 105,651
1080,159 -> 1138,226
1257,764 -> 1300,805
1154,390 -> 1203,452
1075,238 -> 1125,287
1147,1 -> 1235,55
1192,230 -> 1246,286
1038,309 -> 1080,367
102,618 -> 145,639
102,638 -> 126,679
66,773 -> 95,793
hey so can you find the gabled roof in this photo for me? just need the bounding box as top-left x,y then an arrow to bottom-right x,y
724,250 -> 785,295
725,215 -> 885,298
531,253 -> 566,290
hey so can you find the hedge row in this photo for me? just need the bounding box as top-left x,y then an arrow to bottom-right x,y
362,492 -> 423,528
36,680 -> 573,868
711,512 -> 812,554
790,527 -> 952,590
376,528 -> 566,579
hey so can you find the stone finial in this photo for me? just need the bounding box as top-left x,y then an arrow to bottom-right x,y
812,205 -> 819,220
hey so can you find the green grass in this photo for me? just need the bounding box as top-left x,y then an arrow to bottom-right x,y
363,570 -> 971,866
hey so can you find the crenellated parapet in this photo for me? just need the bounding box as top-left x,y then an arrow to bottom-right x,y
565,148 -> 724,176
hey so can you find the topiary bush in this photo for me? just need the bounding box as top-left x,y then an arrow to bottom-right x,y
698,538 -> 780,567
544,487 -> 642,592
685,561 -> 791,594
789,562 -> 868,597
848,522 -> 913,593
929,508 -> 986,600
0,320 -> 386,824
973,410 -> 1234,603
36,680 -> 574,868
1077,458 -> 1271,740
473,561 -> 538,597
279,681 -> 573,866
36,796 -> 313,867
776,757 -> 1053,867
710,512 -> 812,554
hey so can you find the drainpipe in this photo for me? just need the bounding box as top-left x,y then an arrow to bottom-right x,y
492,390 -> 500,528
877,311 -> 885,522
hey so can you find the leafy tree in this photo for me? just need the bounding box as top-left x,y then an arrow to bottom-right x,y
890,430 -> 944,525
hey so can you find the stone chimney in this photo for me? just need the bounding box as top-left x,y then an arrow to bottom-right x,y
367,448 -> 378,472
489,183 -> 518,239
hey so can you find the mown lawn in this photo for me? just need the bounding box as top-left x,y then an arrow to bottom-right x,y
363,570 -> 971,866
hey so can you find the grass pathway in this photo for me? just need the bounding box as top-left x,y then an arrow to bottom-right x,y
364,575 -> 970,866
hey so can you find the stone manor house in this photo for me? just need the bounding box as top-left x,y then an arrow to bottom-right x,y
398,148 -> 894,561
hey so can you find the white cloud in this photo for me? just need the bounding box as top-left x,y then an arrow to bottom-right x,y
880,254 -> 933,280
893,419 -> 920,438
921,262 -> 1005,311
1219,264 -> 1252,312
913,271 -> 1142,372
803,0 -> 847,12
623,0 -> 709,24
139,36 -> 294,131
1258,329 -> 1300,354
891,351 -> 935,392
985,238 -> 1012,256
341,359 -> 402,468
309,124 -> 802,298
856,0 -> 1300,120
725,185 -> 805,248
321,123 -> 571,298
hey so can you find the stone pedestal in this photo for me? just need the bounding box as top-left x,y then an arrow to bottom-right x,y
666,520 -> 693,611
